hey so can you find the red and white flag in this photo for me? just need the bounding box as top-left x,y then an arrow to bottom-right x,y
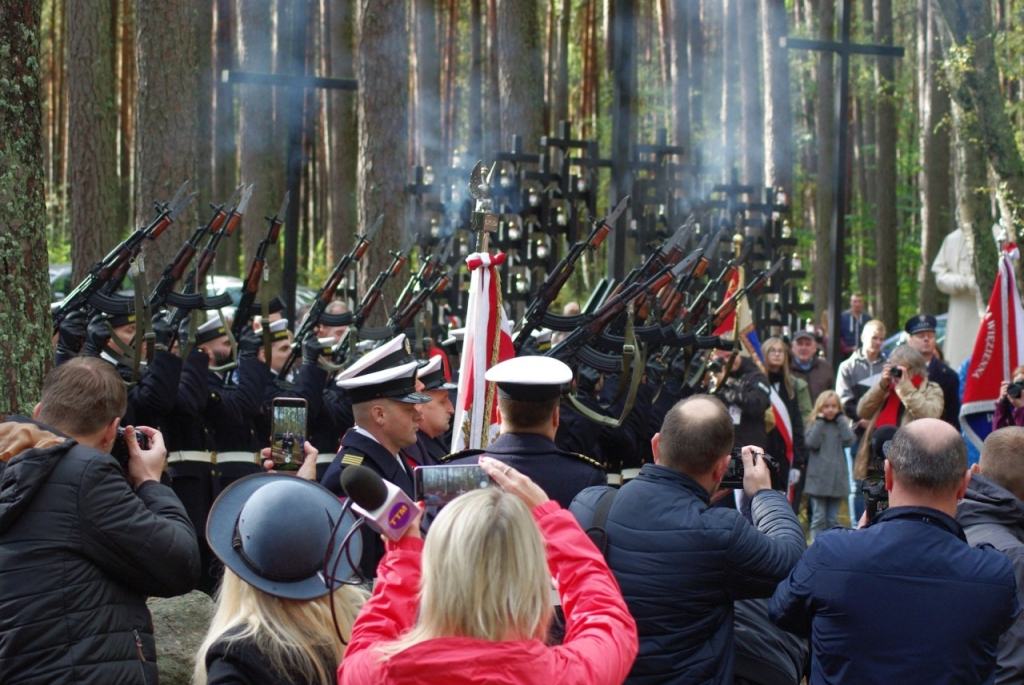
450,252 -> 515,453
961,245 -> 1024,451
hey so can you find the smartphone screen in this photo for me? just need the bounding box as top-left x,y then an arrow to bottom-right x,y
271,398 -> 307,471
414,465 -> 493,506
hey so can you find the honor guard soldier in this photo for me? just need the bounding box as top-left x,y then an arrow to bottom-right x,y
444,356 -> 607,508
905,313 -> 961,428
319,333 -> 431,578
402,355 -> 457,467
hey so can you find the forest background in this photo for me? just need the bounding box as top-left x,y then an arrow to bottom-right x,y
2,0 -> 1024,413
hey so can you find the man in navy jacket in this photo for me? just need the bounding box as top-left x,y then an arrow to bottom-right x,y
571,395 -> 805,685
770,418 -> 1019,685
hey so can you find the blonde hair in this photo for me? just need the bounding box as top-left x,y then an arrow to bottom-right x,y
810,390 -> 842,421
192,570 -> 365,685
377,487 -> 553,658
761,337 -> 795,398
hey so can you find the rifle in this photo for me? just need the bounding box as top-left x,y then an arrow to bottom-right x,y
512,195 -> 628,352
53,181 -> 195,334
167,184 -> 253,334
658,226 -> 726,325
707,257 -> 785,331
389,237 -> 452,323
150,185 -> 242,310
683,239 -> 753,328
351,249 -> 408,333
230,192 -> 288,340
277,214 -> 383,377
390,268 -> 452,334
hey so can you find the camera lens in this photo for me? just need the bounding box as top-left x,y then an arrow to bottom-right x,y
1010,382 -> 1023,399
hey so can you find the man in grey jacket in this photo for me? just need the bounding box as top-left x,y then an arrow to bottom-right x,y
957,426 -> 1024,684
571,395 -> 805,685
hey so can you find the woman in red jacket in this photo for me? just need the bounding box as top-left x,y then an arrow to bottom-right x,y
337,456 -> 638,685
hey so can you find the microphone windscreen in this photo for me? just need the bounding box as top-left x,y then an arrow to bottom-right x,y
871,425 -> 899,460
339,464 -> 389,511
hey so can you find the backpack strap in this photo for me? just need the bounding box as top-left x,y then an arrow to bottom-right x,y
586,486 -> 619,557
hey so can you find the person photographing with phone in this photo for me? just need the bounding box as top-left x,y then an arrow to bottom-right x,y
337,456 -> 638,685
993,365 -> 1024,430
852,344 -> 943,488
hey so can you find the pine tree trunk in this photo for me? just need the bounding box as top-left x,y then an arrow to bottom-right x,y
0,0 -> 51,414
873,0 -> 899,335
326,0 -> 357,266
917,0 -> 951,315
720,0 -> 741,178
135,0 -> 198,273
739,1 -> 763,190
553,0 -> 571,126
485,0 -> 501,159
213,0 -> 239,274
469,0 -> 483,157
670,0 -> 691,152
356,0 -> 409,321
497,0 -> 545,150
68,0 -> 120,283
761,0 -> 792,192
415,0 -> 441,170
812,0 -> 834,324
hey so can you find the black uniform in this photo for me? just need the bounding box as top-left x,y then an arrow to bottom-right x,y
308,386 -> 355,477
928,356 -> 961,428
402,430 -> 449,467
320,428 -> 416,579
443,432 -> 607,508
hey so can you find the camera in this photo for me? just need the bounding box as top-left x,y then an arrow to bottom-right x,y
708,358 -> 724,374
890,366 -> 903,381
720,448 -> 781,490
111,427 -> 149,471
862,425 -> 897,521
1009,382 -> 1024,400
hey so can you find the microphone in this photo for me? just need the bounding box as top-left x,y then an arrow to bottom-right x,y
339,465 -> 418,541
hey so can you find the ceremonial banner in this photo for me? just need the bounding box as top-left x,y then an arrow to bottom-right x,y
961,246 -> 1024,452
713,266 -> 763,361
450,252 -> 515,453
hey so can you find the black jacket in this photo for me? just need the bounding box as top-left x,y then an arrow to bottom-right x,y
717,357 -> 771,451
0,416 -> 201,685
205,633 -> 334,685
570,465 -> 805,685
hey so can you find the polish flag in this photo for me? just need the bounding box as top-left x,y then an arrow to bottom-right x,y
450,252 -> 515,453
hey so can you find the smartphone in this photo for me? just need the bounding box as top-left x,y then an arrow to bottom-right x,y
414,464 -> 493,507
270,398 -> 307,471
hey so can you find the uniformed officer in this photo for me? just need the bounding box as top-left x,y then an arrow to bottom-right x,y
402,355 -> 456,467
905,313 -> 961,428
443,356 -> 607,508
318,333 -> 431,578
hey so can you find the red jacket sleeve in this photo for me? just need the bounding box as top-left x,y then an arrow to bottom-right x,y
343,536 -> 424,658
536,500 -> 639,685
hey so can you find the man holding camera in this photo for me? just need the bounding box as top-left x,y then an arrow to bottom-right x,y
570,395 -> 805,685
771,418 -> 1018,685
0,357 -> 201,684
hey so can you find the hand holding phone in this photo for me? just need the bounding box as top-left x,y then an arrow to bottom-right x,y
414,464 -> 493,507
271,398 -> 308,472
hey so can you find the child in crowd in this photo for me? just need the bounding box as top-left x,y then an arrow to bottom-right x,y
804,390 -> 856,541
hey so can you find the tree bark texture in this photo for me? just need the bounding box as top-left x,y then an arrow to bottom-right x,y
761,0 -> 792,192
68,0 -> 119,283
356,0 -> 409,322
812,0 -> 834,323
0,0 -> 52,414
670,0 -> 691,152
469,0 -> 483,157
720,0 -> 741,178
415,0 -> 442,171
213,0 -> 239,274
497,0 -> 545,151
326,0 -> 357,266
195,0 -> 214,204
134,0 -> 198,276
739,1 -> 763,191
553,0 -> 570,127
917,0 -> 951,315
236,0 -> 284,279
873,0 -> 899,335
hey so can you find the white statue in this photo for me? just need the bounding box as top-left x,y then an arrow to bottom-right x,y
931,227 -> 985,368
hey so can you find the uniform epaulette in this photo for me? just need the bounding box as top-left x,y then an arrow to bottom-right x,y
570,452 -> 605,470
440,449 -> 485,463
340,449 -> 365,467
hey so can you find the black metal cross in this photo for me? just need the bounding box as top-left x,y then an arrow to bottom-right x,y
221,1 -> 357,326
785,0 -> 904,366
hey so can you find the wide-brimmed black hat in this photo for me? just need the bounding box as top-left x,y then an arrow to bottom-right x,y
207,474 -> 362,600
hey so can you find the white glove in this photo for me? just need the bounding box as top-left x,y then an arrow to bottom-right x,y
788,468 -> 801,487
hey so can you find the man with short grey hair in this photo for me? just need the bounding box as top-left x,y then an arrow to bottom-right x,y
771,419 -> 1019,685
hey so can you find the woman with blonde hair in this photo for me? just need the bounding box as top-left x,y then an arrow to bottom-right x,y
337,456 -> 638,685
761,337 -> 809,504
853,343 -> 944,483
194,474 -> 366,685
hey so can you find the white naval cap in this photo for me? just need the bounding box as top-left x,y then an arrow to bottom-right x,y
419,355 -> 457,391
530,327 -> 553,351
441,327 -> 466,348
195,316 -> 227,345
485,356 -> 571,402
335,334 -> 431,404
266,318 -> 290,342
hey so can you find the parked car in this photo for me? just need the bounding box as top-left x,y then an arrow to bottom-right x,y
880,313 -> 948,358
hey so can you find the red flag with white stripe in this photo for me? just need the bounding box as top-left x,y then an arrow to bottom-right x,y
450,252 -> 515,453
